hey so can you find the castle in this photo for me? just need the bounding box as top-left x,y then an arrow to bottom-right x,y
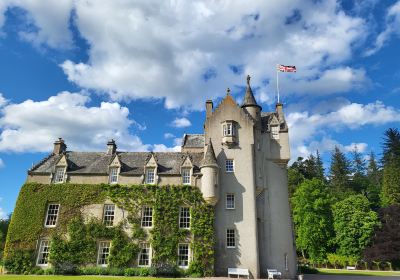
10,76 -> 296,278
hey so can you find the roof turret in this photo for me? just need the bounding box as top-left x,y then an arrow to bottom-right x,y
201,138 -> 218,167
241,75 -> 261,110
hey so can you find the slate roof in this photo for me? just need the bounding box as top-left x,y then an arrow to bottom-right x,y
182,134 -> 205,148
30,151 -> 204,175
261,112 -> 288,133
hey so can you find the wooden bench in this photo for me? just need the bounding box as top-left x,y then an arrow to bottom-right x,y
228,268 -> 250,279
267,268 -> 282,279
346,266 -> 356,270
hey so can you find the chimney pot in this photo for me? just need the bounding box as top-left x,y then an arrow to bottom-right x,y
206,100 -> 213,119
53,138 -> 67,155
107,139 -> 117,155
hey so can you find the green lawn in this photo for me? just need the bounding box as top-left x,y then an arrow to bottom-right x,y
0,277 -> 170,280
318,268 -> 400,277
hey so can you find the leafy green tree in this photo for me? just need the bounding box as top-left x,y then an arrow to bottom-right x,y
288,166 -> 305,198
364,205 -> 400,264
329,146 -> 352,196
0,216 -> 10,262
291,179 -> 334,261
332,194 -> 379,257
381,128 -> 400,206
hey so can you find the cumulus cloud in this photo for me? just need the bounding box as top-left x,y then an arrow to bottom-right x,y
365,1 -> 400,56
164,133 -> 175,139
1,1 -> 369,108
0,91 -> 151,152
287,101 -> 400,159
171,117 -> 191,128
152,144 -> 180,152
0,93 -> 7,107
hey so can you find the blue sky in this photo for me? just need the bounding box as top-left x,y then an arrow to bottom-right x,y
0,0 -> 400,218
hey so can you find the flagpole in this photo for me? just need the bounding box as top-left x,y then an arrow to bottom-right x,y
276,66 -> 280,103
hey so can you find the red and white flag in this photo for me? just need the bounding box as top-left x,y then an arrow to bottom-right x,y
277,64 -> 296,72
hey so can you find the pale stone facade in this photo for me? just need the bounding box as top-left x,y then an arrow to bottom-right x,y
27,76 -> 296,278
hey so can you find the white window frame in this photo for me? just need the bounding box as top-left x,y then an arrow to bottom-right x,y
103,204 -> 115,227
225,159 -> 234,173
223,122 -> 235,136
36,239 -> 51,266
177,243 -> 190,269
179,206 -> 190,229
226,193 -> 235,209
109,167 -> 119,184
141,206 -> 153,228
138,242 -> 151,267
226,228 -> 236,248
44,204 -> 60,228
284,253 -> 288,271
181,168 -> 191,185
271,125 -> 280,140
145,168 -> 155,184
97,241 -> 111,267
54,167 -> 65,183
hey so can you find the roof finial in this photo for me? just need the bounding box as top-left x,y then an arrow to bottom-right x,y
226,87 -> 231,95
247,74 -> 251,86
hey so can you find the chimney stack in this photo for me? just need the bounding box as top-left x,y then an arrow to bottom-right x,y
276,103 -> 284,121
53,138 -> 67,155
107,139 -> 117,155
206,100 -> 213,119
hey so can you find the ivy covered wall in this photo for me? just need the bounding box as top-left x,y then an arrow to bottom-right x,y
4,183 -> 214,276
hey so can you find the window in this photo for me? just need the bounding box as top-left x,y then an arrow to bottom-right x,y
138,243 -> 151,267
45,204 -> 60,227
146,169 -> 155,184
223,122 -> 234,136
178,243 -> 189,268
271,126 -> 279,140
103,204 -> 115,227
226,194 -> 235,209
54,167 -> 65,183
226,229 -> 236,248
141,206 -> 153,228
37,240 -> 51,266
109,167 -> 118,184
179,207 -> 190,229
182,168 -> 191,185
225,159 -> 234,173
284,253 -> 288,271
97,241 -> 111,267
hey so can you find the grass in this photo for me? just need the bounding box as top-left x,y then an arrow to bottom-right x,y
318,268 -> 400,277
0,277 -> 172,280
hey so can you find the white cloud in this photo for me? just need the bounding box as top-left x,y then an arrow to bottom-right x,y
1,1 -> 369,108
152,144 -> 180,152
0,91 -> 151,152
0,158 -> 4,168
164,133 -> 175,139
365,1 -> 400,56
171,117 -> 191,128
0,93 -> 7,107
0,208 -> 6,219
287,101 -> 400,159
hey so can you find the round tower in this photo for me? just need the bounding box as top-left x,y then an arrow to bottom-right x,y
241,75 -> 261,121
200,138 -> 219,205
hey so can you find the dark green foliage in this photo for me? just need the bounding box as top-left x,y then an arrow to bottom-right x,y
382,128 -> 400,206
298,265 -> 319,274
382,128 -> 400,165
291,179 -> 334,261
0,216 -> 10,263
332,194 -> 379,257
3,250 -> 35,274
364,205 -> 400,264
350,147 -> 369,193
329,146 -> 352,196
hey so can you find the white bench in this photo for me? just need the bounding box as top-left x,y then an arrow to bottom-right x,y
267,269 -> 282,279
228,268 -> 250,279
346,266 -> 356,270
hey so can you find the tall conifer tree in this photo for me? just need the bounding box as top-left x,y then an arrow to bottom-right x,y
329,146 -> 352,196
382,128 -> 400,206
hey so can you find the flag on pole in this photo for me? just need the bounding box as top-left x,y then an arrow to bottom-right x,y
277,64 -> 296,72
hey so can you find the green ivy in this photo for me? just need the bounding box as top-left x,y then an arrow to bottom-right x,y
5,183 -> 214,276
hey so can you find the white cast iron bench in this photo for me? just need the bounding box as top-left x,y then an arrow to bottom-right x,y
346,266 -> 356,270
267,269 -> 282,279
228,268 -> 250,279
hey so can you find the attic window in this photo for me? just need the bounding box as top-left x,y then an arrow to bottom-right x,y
271,126 -> 279,140
109,167 -> 119,184
182,168 -> 191,185
54,167 -> 65,183
146,168 -> 155,184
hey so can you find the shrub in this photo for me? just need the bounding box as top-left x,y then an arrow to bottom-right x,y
298,265 -> 318,274
4,250 -> 34,274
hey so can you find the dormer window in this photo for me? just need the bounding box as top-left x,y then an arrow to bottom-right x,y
271,125 -> 279,140
146,168 -> 155,184
54,167 -> 65,183
109,167 -> 119,184
221,121 -> 237,147
181,168 -> 191,185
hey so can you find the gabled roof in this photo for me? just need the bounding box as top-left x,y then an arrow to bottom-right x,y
261,112 -> 288,133
29,151 -> 204,175
182,134 -> 204,148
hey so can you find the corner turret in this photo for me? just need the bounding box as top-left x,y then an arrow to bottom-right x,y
241,75 -> 261,121
200,138 -> 219,205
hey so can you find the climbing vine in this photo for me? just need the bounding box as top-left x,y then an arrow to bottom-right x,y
5,183 -> 214,276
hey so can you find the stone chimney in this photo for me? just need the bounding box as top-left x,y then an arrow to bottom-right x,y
276,103 -> 284,121
206,100 -> 213,119
107,139 -> 117,155
53,138 -> 67,155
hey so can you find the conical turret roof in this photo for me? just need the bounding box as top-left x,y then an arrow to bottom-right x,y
241,75 -> 261,109
201,138 -> 218,167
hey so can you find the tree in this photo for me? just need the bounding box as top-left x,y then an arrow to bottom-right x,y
329,146 -> 352,196
332,194 -> 379,257
315,150 -> 325,181
366,152 -> 382,210
382,128 -> 400,206
291,179 -> 334,261
364,205 -> 400,263
0,216 -> 10,261
351,146 -> 368,193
